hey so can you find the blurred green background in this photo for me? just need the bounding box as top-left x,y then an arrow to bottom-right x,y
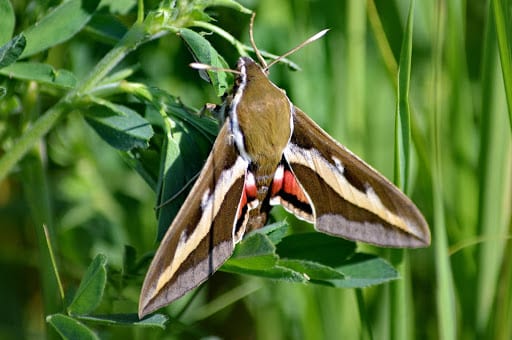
0,0 -> 511,339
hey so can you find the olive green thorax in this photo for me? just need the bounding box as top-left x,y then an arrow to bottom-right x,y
231,57 -> 293,174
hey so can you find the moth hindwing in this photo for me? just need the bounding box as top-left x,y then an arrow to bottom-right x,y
139,56 -> 430,319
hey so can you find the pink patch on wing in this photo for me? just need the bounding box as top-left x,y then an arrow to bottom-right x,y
271,166 -> 309,205
245,172 -> 258,199
238,172 -> 259,219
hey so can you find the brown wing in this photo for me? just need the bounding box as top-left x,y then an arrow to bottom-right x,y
139,122 -> 249,318
283,107 -> 430,248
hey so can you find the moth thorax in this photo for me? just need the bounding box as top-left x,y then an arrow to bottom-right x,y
233,58 -> 293,169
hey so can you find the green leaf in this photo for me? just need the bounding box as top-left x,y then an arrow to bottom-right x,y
75,313 -> 168,328
68,254 -> 107,315
278,258 -> 345,281
155,129 -> 186,239
159,92 -> 219,142
223,229 -> 398,287
0,34 -> 26,69
276,232 -> 357,267
47,314 -> 99,340
21,0 -> 101,58
84,102 -> 154,151
180,28 -> 231,96
140,87 -> 219,140
230,237 -> 396,289
328,253 -> 399,288
155,122 -> 213,239
151,104 -> 217,240
223,261 -> 308,282
0,0 -> 15,45
253,220 -> 290,245
225,232 -> 278,270
222,231 -> 307,282
86,13 -> 128,45
120,86 -> 219,238
0,62 -> 76,88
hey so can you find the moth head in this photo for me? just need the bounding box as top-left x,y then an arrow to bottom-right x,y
235,57 -> 268,86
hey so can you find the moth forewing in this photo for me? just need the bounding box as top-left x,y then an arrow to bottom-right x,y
138,123 -> 249,318
284,108 -> 430,247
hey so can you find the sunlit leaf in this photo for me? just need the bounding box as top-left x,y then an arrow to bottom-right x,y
21,0 -> 101,58
68,254 -> 107,315
47,314 -> 99,340
0,62 -> 76,88
84,102 -> 154,151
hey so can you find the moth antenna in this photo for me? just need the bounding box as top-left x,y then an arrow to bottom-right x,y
249,12 -> 268,69
265,29 -> 329,71
190,62 -> 242,75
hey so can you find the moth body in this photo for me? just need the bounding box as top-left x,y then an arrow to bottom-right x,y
230,57 -> 295,231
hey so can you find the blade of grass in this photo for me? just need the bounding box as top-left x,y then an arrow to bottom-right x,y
394,0 -> 414,195
43,225 -> 65,302
432,1 -> 457,339
345,4 -> 368,338
475,3 -> 512,335
390,1 -> 415,339
491,218 -> 512,340
492,0 -> 512,131
343,0 -> 367,155
366,0 -> 397,80
356,288 -> 374,340
21,150 -> 61,339
302,288 -> 325,340
368,0 -> 432,183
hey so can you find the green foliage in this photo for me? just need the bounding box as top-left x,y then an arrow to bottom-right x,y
0,62 -> 77,88
223,224 -> 399,286
47,314 -> 100,340
20,0 -> 101,58
83,102 -> 154,151
0,34 -> 25,68
180,28 -> 232,96
0,0 -> 511,339
67,254 -> 107,315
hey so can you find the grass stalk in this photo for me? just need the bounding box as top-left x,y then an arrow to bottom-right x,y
474,2 -> 512,335
432,1 -> 457,339
492,0 -> 512,131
